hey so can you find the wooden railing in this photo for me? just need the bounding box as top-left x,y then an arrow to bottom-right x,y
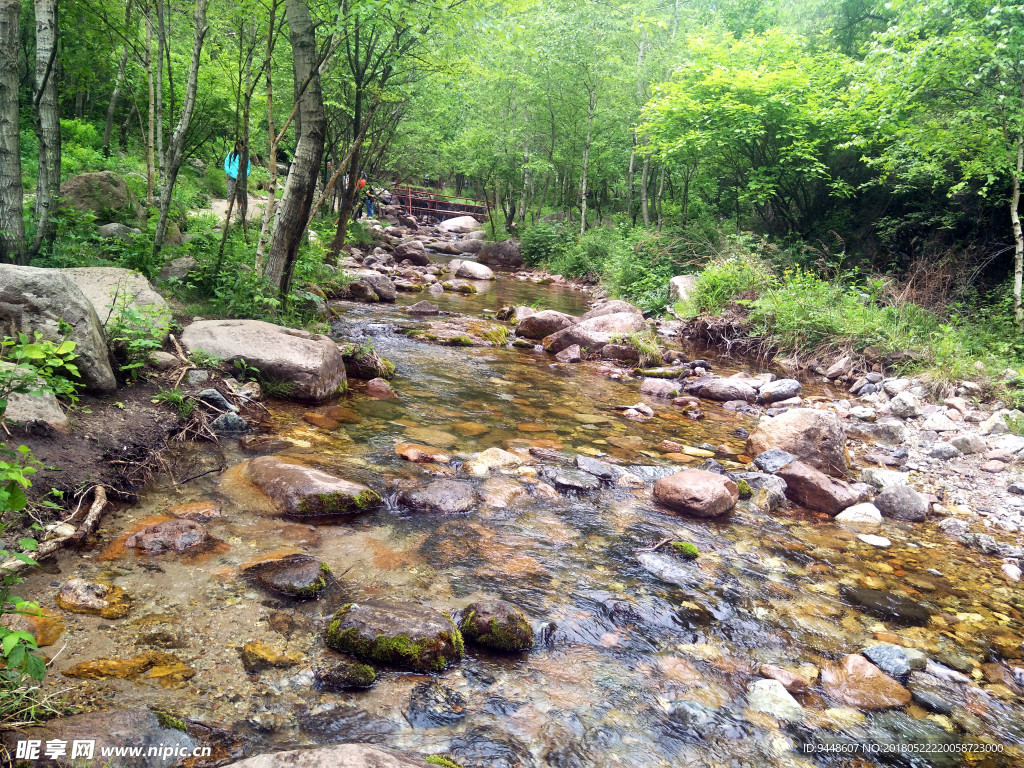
391,186 -> 489,221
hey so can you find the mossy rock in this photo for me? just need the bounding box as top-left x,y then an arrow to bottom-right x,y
314,659 -> 377,690
244,553 -> 330,598
246,456 -> 382,519
445,335 -> 474,347
671,541 -> 700,560
459,599 -> 533,652
325,602 -> 464,672
341,346 -> 397,380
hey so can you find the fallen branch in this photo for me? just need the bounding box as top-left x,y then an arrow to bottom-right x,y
1,487 -> 109,573
636,537 -> 672,553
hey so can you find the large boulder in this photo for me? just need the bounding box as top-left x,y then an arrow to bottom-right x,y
455,261 -> 495,281
746,408 -> 848,477
437,215 -> 483,234
393,240 -> 430,266
0,265 -> 117,392
776,461 -> 860,515
477,239 -> 523,269
346,270 -> 397,302
402,480 -> 477,514
579,300 -> 643,321
515,310 -> 577,340
246,456 -> 381,518
61,267 -> 172,334
325,601 -> 464,672
690,376 -> 757,403
223,746 -> 432,768
180,319 -> 346,402
669,275 -> 697,304
543,311 -> 646,354
653,469 -> 738,518
59,171 -> 144,226
454,238 -> 484,254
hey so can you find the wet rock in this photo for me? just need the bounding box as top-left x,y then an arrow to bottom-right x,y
746,679 -> 804,722
554,344 -> 582,363
858,533 -> 891,547
575,455 -> 615,479
690,376 -> 757,402
821,654 -> 911,711
861,644 -> 921,678
446,727 -> 533,768
240,641 -> 301,672
835,502 -> 882,527
405,300 -> 440,315
223,745 -> 430,768
455,261 -> 495,280
0,709 -> 202,768
639,378 -> 681,399
65,651 -> 194,686
477,239 -> 523,268
752,448 -> 796,473
56,579 -> 131,618
906,670 -> 965,715
776,461 -> 860,515
246,456 -> 382,517
746,408 -> 847,476
758,664 -> 811,693
540,465 -> 601,493
245,553 -> 330,598
874,485 -> 928,522
314,660 -> 376,690
516,309 -> 577,339
402,480 -> 477,514
340,346 -> 396,380
180,319 -> 346,402
211,412 -> 248,436
479,477 -> 527,508
198,387 -> 241,412
637,552 -> 697,588
394,240 -> 430,265
841,586 -> 931,625
653,469 -> 738,518
395,442 -> 451,463
365,377 -> 398,398
405,681 -> 468,727
325,601 -> 463,672
848,417 -> 907,446
124,519 -> 210,554
756,379 -> 802,404
460,599 -> 533,652
543,311 -> 645,354
464,447 -> 522,477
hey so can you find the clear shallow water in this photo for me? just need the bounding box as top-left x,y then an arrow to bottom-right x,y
18,275 -> 1024,767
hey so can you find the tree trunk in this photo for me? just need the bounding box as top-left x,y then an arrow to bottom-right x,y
264,0 -> 325,297
102,1 -> 131,158
145,15 -> 155,203
254,0 -> 279,272
152,0 -> 208,261
30,0 -> 59,257
655,163 -> 666,232
0,0 -> 24,264
1012,133 -> 1023,328
640,156 -> 650,226
154,0 -> 166,187
626,140 -> 635,223
517,106 -> 529,228
579,86 -> 595,237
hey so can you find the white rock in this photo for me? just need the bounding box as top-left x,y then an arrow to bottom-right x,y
746,679 -> 804,723
882,378 -> 911,396
922,413 -> 959,432
889,391 -> 921,419
993,434 -> 1024,454
836,503 -> 883,527
1002,563 -> 1022,582
979,412 -> 1009,436
850,406 -> 876,421
858,534 -> 891,548
860,468 -> 909,490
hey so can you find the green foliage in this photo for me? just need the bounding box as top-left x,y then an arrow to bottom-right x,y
232,358 -> 296,399
521,224 -> 571,268
189,350 -> 224,370
676,256 -> 771,317
106,305 -> 172,382
426,756 -> 466,768
151,387 -> 197,420
0,330 -> 83,407
0,445 -> 47,687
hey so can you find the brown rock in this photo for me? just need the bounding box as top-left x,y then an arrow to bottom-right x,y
124,519 -> 210,554
759,664 -> 810,693
395,442 -> 451,463
56,579 -> 132,618
167,501 -> 222,522
747,408 -> 848,476
554,344 -> 582,363
652,469 -> 738,518
240,641 -> 301,673
246,456 -> 381,517
366,378 -> 398,399
776,461 -> 859,515
303,412 -> 342,430
821,654 -> 911,711
516,310 -> 577,340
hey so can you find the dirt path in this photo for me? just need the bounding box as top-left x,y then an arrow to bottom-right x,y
206,194 -> 268,225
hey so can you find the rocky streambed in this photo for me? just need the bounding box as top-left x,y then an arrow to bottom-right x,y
4,218 -> 1024,768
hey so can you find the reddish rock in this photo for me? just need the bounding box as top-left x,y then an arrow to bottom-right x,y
653,469 -> 738,518
776,461 -> 860,515
166,501 -> 222,522
124,519 -> 210,554
366,378 -> 398,399
554,344 -> 582,363
821,654 -> 911,711
395,443 -> 451,463
516,310 -> 577,340
747,408 -> 848,477
759,664 -> 810,693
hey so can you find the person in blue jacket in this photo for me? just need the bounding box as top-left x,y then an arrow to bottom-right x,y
224,140 -> 251,204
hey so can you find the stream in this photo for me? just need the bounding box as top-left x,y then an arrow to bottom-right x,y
16,266 -> 1024,768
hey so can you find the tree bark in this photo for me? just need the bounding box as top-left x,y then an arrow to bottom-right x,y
656,163 -> 666,232
152,0 -> 208,260
626,140 -> 635,223
1012,133 -> 1023,328
145,15 -> 155,203
264,0 -> 325,297
102,1 -> 132,158
254,0 -> 278,272
640,155 -> 650,226
154,0 -> 166,187
579,86 -> 595,237
30,0 -> 59,257
517,105 -> 529,228
0,0 -> 25,264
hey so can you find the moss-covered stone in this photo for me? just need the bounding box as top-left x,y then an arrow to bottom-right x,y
736,479 -> 753,498
239,641 -> 302,673
153,711 -> 188,732
246,456 -> 382,519
671,541 -> 700,560
245,553 -> 330,598
459,599 -> 533,652
325,602 -> 464,672
445,335 -> 474,347
314,660 -> 377,690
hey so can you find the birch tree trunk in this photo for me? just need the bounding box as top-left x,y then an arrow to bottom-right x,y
30,0 -> 60,257
152,0 -> 208,260
640,156 -> 650,226
145,16 -> 155,202
517,106 -> 529,228
102,1 -> 131,158
0,0 -> 25,264
264,0 -> 325,297
154,0 -> 166,187
579,86 -> 595,237
1012,133 -> 1023,328
254,0 -> 279,272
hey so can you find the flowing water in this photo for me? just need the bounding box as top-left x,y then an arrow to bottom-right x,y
17,272 -> 1024,768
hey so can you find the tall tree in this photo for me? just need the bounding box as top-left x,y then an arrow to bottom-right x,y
264,0 -> 324,295
0,0 -> 24,264
30,0 -> 61,257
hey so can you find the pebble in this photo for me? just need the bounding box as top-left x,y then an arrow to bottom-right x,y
1002,563 -> 1022,582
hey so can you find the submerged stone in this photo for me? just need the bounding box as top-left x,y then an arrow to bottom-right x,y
56,579 -> 132,619
240,641 -> 302,673
460,600 -> 534,652
325,601 -> 464,673
821,654 -> 911,711
402,480 -> 477,514
246,456 -> 381,518
404,681 -> 468,727
841,586 -> 932,626
124,519 -> 211,554
540,465 -> 601,493
244,553 -> 330,598
314,660 -> 377,691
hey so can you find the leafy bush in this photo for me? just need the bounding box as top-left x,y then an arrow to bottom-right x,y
106,304 -> 172,382
676,255 -> 771,317
520,224 -> 570,267
0,330 -> 83,406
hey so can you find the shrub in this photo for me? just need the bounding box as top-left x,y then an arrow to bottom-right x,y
106,304 -> 172,382
676,256 -> 771,317
520,224 -> 569,267
0,329 -> 83,406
